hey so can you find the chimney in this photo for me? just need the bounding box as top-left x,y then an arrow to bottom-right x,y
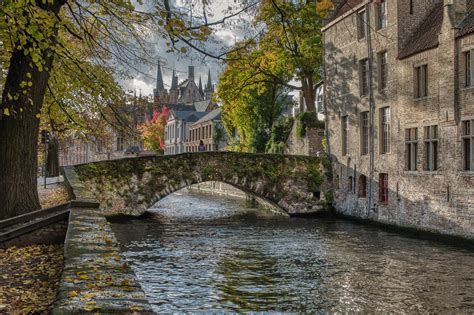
444,0 -> 468,26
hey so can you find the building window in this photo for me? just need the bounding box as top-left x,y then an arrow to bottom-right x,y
424,125 -> 438,171
358,175 -> 367,198
348,176 -> 353,192
379,173 -> 388,204
359,59 -> 369,96
405,127 -> 418,171
465,51 -> 472,87
361,111 -> 369,155
97,140 -> 103,153
317,92 -> 324,113
462,120 -> 473,171
415,64 -> 428,98
380,107 -> 390,154
342,116 -> 349,156
377,0 -> 387,29
409,0 -> 413,14
378,51 -> 388,91
357,10 -> 367,39
116,136 -> 124,151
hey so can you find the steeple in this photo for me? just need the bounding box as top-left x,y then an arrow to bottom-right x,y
170,68 -> 178,90
155,60 -> 165,94
198,75 -> 204,96
188,65 -> 195,83
205,68 -> 212,91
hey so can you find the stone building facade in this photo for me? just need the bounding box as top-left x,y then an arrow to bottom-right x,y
186,108 -> 227,152
154,62 -> 215,111
323,0 -> 474,238
164,111 -> 207,155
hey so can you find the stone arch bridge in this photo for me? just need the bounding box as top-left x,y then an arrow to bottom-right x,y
63,152 -> 333,216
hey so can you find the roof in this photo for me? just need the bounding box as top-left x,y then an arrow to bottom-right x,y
398,3 -> 443,60
192,99 -> 212,112
168,110 -> 206,123
191,108 -> 222,126
329,0 -> 364,22
457,11 -> 474,38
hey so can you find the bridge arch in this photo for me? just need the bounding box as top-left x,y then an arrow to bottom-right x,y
67,152 -> 333,217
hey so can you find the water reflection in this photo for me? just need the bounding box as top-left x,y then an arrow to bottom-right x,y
110,189 -> 474,313
215,247 -> 281,311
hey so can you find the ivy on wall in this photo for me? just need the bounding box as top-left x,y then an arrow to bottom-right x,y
295,112 -> 325,139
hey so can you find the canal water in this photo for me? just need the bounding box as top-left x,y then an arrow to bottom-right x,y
110,189 -> 474,313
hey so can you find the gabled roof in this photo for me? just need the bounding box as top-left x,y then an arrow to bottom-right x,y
457,11 -> 474,38
329,0 -> 364,22
168,110 -> 207,123
192,99 -> 213,112
192,108 -> 222,126
398,3 -> 443,60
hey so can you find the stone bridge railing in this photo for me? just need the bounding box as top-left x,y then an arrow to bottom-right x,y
66,152 -> 333,216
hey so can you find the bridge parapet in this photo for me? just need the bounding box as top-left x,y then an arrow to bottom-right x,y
68,152 -> 333,216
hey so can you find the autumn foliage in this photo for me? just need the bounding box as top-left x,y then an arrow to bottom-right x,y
138,107 -> 169,153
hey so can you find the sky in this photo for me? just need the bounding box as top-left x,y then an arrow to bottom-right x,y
122,0 -> 258,96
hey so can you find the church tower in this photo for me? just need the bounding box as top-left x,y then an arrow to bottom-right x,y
169,68 -> 179,105
204,68 -> 214,100
153,60 -> 169,109
198,75 -> 204,97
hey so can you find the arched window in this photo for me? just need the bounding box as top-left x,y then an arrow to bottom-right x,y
358,175 -> 367,198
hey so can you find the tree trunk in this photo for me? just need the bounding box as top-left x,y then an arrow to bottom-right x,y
47,136 -> 60,177
301,74 -> 317,116
0,1 -> 66,219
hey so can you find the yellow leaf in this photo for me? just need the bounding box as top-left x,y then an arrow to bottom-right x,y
36,114 -> 41,118
3,108 -> 10,116
68,291 -> 78,298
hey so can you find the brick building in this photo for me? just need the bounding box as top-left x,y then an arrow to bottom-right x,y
323,0 -> 474,237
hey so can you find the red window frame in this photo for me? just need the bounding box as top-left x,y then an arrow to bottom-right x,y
379,173 -> 389,204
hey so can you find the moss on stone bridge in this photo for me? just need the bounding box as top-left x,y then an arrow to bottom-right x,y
73,152 -> 333,216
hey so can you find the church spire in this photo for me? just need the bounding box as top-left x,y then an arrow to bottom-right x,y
170,68 -> 178,90
155,60 -> 165,93
205,68 -> 212,91
198,75 -> 204,96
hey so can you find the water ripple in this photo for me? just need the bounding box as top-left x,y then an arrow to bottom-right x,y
111,189 -> 474,313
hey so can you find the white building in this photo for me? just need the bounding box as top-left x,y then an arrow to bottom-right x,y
164,111 -> 207,155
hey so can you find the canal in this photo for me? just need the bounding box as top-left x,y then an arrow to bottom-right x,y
111,189 -> 474,313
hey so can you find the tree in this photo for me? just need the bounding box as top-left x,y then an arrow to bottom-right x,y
138,107 -> 169,153
216,40 -> 292,152
0,0 -> 245,219
233,0 -> 331,115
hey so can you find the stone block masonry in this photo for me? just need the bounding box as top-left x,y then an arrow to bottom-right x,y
69,152 -> 334,217
53,207 -> 153,314
323,0 -> 474,239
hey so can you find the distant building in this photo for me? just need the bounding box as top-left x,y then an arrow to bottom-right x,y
292,81 -> 325,121
153,62 -> 215,112
186,108 -> 227,152
59,93 -> 151,166
164,111 -> 207,155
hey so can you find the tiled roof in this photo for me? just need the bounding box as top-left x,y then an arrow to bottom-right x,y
398,3 -> 443,60
457,11 -> 474,38
329,0 -> 364,21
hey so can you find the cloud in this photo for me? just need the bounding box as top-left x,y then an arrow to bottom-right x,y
120,0 -> 257,96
